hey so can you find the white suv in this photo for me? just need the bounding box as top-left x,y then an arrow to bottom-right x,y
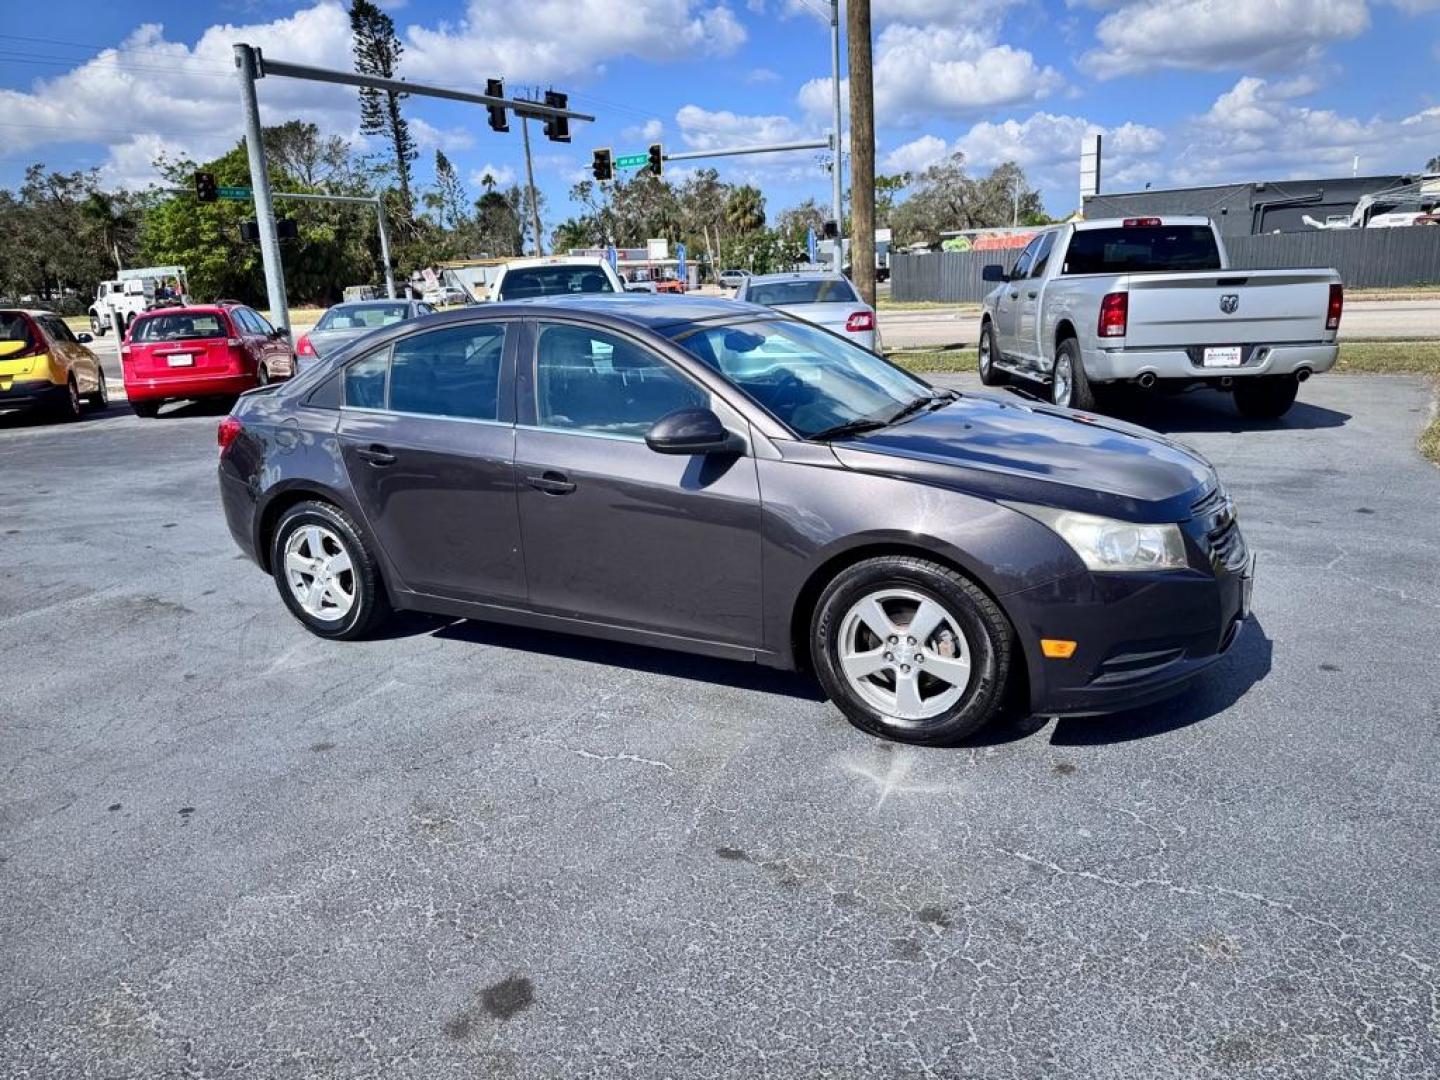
488,257 -> 625,302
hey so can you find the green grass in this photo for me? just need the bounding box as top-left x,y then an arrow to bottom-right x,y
884,347 -> 977,373
877,299 -> 981,313
1335,339 -> 1440,375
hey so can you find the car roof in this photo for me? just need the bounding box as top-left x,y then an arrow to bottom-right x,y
467,294 -> 770,331
1,308 -> 61,318
744,271 -> 848,284
131,305 -> 228,318
500,257 -> 607,270
327,298 -> 414,308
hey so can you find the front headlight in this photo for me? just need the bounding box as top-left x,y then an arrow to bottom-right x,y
1018,506 -> 1189,572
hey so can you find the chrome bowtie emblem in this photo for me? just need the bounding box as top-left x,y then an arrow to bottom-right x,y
1219,294 -> 1240,314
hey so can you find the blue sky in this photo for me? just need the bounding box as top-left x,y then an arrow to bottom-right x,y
2,0 -> 1437,223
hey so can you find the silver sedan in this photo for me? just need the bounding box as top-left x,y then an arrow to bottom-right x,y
295,299 -> 436,371
734,272 -> 880,351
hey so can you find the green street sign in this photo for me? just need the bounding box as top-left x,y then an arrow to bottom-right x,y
614,154 -> 648,169
218,186 -> 252,200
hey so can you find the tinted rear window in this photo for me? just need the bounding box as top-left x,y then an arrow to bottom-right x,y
132,312 -> 227,341
497,266 -> 615,300
747,279 -> 857,306
0,312 -> 37,352
316,303 -> 411,330
1063,226 -> 1221,274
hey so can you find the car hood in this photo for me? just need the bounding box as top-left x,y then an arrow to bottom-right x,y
831,392 -> 1215,523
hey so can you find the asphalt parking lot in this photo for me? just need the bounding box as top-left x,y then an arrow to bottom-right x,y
2,376 -> 1438,1078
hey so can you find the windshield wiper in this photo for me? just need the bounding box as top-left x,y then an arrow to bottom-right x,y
807,416 -> 892,442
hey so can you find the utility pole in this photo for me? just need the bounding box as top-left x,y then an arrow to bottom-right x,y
846,0 -> 875,305
829,0 -> 844,273
234,44 -> 289,331
521,114 -> 545,256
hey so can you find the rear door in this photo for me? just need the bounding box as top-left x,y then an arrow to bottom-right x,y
337,320 -> 526,605
242,307 -> 294,378
37,314 -> 99,393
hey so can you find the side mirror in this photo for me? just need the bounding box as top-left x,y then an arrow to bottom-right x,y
271,326 -> 289,339
982,264 -> 1009,283
76,332 -> 93,343
645,407 -> 742,456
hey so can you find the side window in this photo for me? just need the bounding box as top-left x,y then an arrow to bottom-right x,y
417,303 -> 436,316
389,323 -> 506,421
43,316 -> 76,343
232,309 -> 260,335
344,348 -> 389,410
1010,236 -> 1041,280
248,308 -> 275,335
535,323 -> 706,438
1029,232 -> 1057,279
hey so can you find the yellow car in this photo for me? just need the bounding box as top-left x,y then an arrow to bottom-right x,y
0,309 -> 109,420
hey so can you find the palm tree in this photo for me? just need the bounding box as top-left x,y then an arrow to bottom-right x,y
724,185 -> 766,235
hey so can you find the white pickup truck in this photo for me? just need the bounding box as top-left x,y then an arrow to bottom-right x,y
978,217 -> 1342,418
88,265 -> 191,336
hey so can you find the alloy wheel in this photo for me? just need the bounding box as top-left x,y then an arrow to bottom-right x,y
283,525 -> 356,623
837,588 -> 973,725
1052,353 -> 1073,407
979,333 -> 993,378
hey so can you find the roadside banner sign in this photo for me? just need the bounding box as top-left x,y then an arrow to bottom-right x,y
605,245 -> 618,271
676,242 -> 687,280
806,226 -> 817,264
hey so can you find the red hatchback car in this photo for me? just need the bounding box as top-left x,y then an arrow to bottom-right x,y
122,303 -> 294,417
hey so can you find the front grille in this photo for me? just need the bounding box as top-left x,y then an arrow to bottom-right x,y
1192,485 -> 1248,572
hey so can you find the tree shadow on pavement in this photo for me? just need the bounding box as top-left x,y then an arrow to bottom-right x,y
1048,615 -> 1273,746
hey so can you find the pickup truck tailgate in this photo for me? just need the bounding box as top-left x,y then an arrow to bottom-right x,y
1122,270 -> 1336,348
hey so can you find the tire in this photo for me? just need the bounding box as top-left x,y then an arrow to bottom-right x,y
270,500 -> 391,641
54,377 -> 83,422
811,555 -> 1015,745
86,368 -> 109,409
1233,376 -> 1298,420
129,400 -> 161,418
257,363 -> 271,387
1051,337 -> 1096,411
977,322 -> 1007,386
90,313 -> 105,336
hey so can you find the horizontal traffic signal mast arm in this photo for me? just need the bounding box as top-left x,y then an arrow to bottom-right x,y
248,52 -> 595,123
662,138 -> 831,162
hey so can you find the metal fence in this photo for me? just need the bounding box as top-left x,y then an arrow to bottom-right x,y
892,227 -> 1440,302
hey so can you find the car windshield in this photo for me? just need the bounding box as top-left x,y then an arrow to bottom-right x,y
747,279 -> 857,306
669,318 -> 933,440
132,312 -> 226,341
1063,225 -> 1221,274
498,266 -> 615,300
317,303 -> 410,330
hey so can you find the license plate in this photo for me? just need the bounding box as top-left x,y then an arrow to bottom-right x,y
1203,346 -> 1242,368
166,354 -> 195,367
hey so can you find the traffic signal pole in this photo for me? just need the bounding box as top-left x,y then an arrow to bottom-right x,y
234,44 -> 289,331
830,0 -> 844,273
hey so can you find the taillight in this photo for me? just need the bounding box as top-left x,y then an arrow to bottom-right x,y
217,416 -> 243,451
1326,283 -> 1343,331
1098,292 -> 1128,338
845,311 -> 875,333
296,334 -> 316,357
1123,217 -> 1162,227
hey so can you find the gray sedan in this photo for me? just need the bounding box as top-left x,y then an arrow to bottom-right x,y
296,299 -> 435,370
735,272 -> 880,351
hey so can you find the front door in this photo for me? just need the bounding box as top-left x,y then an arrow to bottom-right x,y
514,320 -> 763,648
992,235 -> 1039,362
338,320 -> 526,605
1014,231 -> 1055,371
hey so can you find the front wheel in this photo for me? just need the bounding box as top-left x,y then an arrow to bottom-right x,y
87,368 -> 109,409
1234,376 -> 1298,420
977,322 -> 1006,386
271,501 -> 391,641
1051,337 -> 1096,411
811,556 -> 1015,745
90,314 -> 106,336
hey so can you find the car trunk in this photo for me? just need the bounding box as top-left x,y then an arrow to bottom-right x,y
770,302 -> 867,335
306,328 -> 368,358
1121,271 -> 1336,348
126,321 -> 244,380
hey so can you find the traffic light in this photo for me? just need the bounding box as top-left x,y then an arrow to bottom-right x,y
543,90 -> 570,143
592,149 -> 613,182
239,220 -> 259,243
485,78 -> 508,133
647,143 -> 664,177
823,219 -> 839,239
276,218 -> 298,241
194,171 -> 217,203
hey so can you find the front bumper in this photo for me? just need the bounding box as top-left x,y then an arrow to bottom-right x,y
0,378 -> 66,412
1087,342 -> 1338,383
1005,533 -> 1253,718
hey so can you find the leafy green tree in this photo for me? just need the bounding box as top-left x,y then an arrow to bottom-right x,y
724,185 -> 766,235
1428,154 -> 1440,173
425,150 -> 469,232
350,0 -> 416,216
890,154 -> 1043,244
776,199 -> 826,245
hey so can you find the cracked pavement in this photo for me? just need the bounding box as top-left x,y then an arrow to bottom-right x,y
1,375 -> 1438,1078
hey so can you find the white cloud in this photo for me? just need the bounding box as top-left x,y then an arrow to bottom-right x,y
1081,0 -> 1369,78
469,164 -> 517,188
800,23 -> 1061,126
403,0 -> 746,84
622,118 -> 665,142
746,67 -> 782,84
0,3 -> 358,188
673,104 -> 832,177
882,134 -> 948,174
410,119 -> 476,153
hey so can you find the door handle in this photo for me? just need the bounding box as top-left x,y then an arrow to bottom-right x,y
1008,291 -> 1019,300
1026,290 -> 1038,299
356,444 -> 396,466
526,470 -> 576,495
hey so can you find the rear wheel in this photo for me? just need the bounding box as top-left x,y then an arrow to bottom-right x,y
130,400 -> 161,419
811,556 -> 1014,745
1051,337 -> 1096,411
86,368 -> 109,409
1234,376 -> 1298,419
257,363 -> 271,387
271,501 -> 391,641
977,322 -> 1007,386
54,377 -> 83,422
